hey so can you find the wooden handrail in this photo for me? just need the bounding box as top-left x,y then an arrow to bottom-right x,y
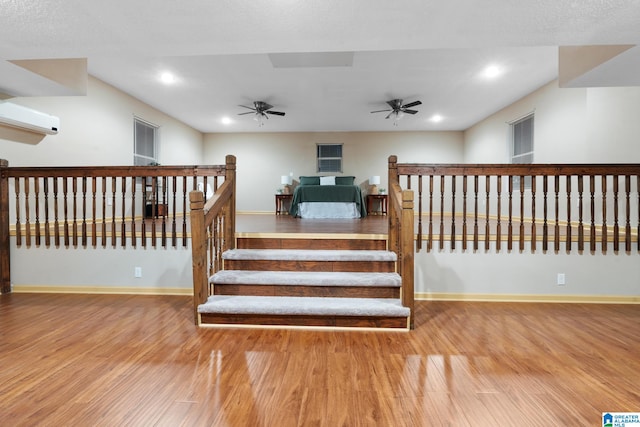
388,156 -> 415,329
0,159 -> 230,294
189,155 -> 236,324
394,162 -> 639,255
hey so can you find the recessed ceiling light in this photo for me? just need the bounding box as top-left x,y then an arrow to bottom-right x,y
482,65 -> 502,79
160,72 -> 176,84
221,116 -> 232,125
430,114 -> 443,123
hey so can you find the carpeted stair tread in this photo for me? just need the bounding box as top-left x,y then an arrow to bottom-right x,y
222,248 -> 396,262
198,295 -> 410,317
211,270 -> 401,287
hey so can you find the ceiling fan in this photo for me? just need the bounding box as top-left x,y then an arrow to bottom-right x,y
371,99 -> 422,125
238,101 -> 285,126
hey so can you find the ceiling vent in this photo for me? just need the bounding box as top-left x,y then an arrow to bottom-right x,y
0,101 -> 59,135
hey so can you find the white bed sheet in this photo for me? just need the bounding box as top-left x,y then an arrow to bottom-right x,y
297,202 -> 360,219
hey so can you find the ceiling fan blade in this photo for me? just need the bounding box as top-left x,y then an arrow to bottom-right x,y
266,111 -> 285,116
402,100 -> 422,109
371,109 -> 392,114
239,104 -> 256,111
385,111 -> 395,119
238,111 -> 255,115
402,109 -> 419,115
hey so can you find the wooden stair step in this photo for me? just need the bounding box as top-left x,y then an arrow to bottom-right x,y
211,270 -> 401,287
198,295 -> 410,329
223,249 -> 397,262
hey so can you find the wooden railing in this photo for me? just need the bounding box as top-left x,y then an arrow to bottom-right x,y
0,158 -> 230,293
189,155 -> 236,323
394,163 -> 639,254
388,156 -> 415,329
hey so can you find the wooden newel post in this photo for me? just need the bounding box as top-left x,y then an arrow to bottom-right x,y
401,190 -> 415,329
189,190 -> 207,324
225,154 -> 236,251
0,159 -> 10,293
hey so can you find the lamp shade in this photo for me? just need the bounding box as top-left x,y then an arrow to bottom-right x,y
281,175 -> 293,185
369,175 -> 381,185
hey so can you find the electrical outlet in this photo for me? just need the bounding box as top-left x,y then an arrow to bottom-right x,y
135,267 -> 142,278
557,273 -> 566,286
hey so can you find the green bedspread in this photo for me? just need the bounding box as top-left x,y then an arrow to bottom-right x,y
289,185 -> 367,217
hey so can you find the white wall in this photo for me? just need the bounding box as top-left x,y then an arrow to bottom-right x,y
204,131 -> 464,212
3,76 -> 204,291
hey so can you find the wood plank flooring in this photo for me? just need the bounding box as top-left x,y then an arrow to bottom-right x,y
2,292 -> 639,426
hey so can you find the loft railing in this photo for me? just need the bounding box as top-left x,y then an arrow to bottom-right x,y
388,156 -> 415,329
189,155 -> 236,323
395,163 -> 639,254
388,157 -> 640,329
0,158 -> 230,293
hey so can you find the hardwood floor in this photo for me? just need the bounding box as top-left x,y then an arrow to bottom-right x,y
1,293 -> 638,426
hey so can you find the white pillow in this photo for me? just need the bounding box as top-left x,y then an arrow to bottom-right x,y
320,176 -> 336,186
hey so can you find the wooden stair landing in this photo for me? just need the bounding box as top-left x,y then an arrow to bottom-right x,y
197,234 -> 410,330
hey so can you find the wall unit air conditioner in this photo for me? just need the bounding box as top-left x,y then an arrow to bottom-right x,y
0,101 -> 59,135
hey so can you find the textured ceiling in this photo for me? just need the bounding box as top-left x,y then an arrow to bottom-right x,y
1,0 -> 640,132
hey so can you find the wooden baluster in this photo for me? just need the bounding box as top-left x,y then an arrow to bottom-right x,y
82,177 -> 87,247
34,177 -> 41,246
590,175 -> 596,253
519,176 -> 525,252
91,177 -> 97,247
485,176 -> 490,251
637,175 -> 640,252
182,176 -> 188,247
566,176 -> 572,253
72,177 -> 78,247
554,175 -> 560,253
151,177 -> 157,247
473,175 -> 479,251
14,178 -> 21,247
101,177 -> 107,248
44,177 -> 50,246
578,175 -> 584,252
439,176 -> 445,250
542,176 -> 548,252
462,175 -> 467,251
162,176 -> 167,248
53,178 -> 60,247
141,177 -> 147,248
601,175 -> 607,254
613,176 -> 620,252
121,177 -> 127,248
428,175 -> 433,252
531,176 -> 537,252
24,177 -> 31,247
111,177 -> 117,247
625,175 -> 631,253
63,177 -> 70,247
508,176 -> 514,251
406,175 -> 412,190
496,176 -> 502,252
172,176 -> 177,248
130,176 -> 136,248
450,176 -> 456,250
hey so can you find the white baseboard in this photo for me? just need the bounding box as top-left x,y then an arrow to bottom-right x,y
415,292 -> 640,304
11,285 -> 192,296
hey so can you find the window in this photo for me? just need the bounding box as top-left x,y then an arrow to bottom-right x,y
317,144 -> 342,173
510,114 -> 534,188
133,118 -> 159,166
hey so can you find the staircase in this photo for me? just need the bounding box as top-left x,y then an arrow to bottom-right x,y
197,235 -> 410,330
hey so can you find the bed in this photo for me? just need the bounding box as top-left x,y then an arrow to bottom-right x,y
288,175 -> 367,218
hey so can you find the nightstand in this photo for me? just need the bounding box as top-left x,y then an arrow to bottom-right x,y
366,194 -> 388,215
275,193 -> 293,215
